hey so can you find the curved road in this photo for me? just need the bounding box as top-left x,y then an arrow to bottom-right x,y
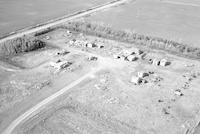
2,67 -> 100,134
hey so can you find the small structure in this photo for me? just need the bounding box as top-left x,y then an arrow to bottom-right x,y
57,50 -> 69,56
66,30 -> 71,34
74,40 -> 82,46
174,89 -> 184,96
49,61 -> 72,70
123,49 -> 134,57
69,40 -> 74,45
138,71 -> 149,78
153,59 -> 160,66
69,39 -> 76,45
123,48 -> 143,56
160,59 -> 170,66
86,43 -> 96,48
81,41 -> 88,47
88,56 -> 98,61
126,55 -> 137,61
45,36 -> 50,40
113,54 -> 121,59
131,48 -> 143,55
97,44 -> 104,49
148,58 -> 153,64
138,53 -> 146,59
131,76 -> 142,85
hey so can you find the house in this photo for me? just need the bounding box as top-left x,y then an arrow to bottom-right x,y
57,50 -> 69,56
153,59 -> 160,66
160,59 -> 170,66
66,30 -> 71,34
131,76 -> 142,85
88,56 -> 98,61
123,48 -> 143,57
49,61 -> 72,70
127,55 -> 137,61
96,43 -> 104,49
86,43 -> 96,48
138,71 -> 149,78
74,40 -> 82,46
123,49 -> 134,57
69,40 -> 74,45
45,36 -> 50,40
113,54 -> 121,59
134,48 -> 143,55
148,58 -> 153,64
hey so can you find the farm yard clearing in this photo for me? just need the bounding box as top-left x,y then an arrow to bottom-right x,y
1,0 -> 200,134
1,26 -> 200,134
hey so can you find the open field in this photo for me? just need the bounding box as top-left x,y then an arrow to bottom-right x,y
0,0 -> 113,37
1,27 -> 200,134
85,0 -> 200,47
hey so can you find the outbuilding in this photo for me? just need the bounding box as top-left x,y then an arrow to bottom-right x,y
86,43 -> 96,48
160,59 -> 170,66
138,71 -> 149,78
123,49 -> 134,57
88,55 -> 98,61
49,61 -> 72,70
113,54 -> 121,59
127,55 -> 137,61
153,59 -> 160,66
131,76 -> 142,85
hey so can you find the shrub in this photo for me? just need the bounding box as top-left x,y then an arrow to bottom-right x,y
0,36 -> 46,57
58,20 -> 200,59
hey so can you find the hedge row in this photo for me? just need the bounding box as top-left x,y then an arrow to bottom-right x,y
0,36 -> 46,57
59,20 -> 200,59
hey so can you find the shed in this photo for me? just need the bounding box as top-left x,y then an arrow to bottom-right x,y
97,44 -> 104,49
45,36 -> 50,40
113,54 -> 121,59
50,61 -> 71,70
123,49 -> 134,57
160,59 -> 170,66
131,76 -> 142,85
88,56 -> 98,61
153,59 -> 160,66
69,40 -> 74,45
130,48 -> 143,55
138,71 -> 149,78
66,30 -> 71,34
86,43 -> 96,48
127,55 -> 137,61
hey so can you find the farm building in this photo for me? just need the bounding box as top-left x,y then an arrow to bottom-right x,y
160,59 -> 170,66
127,55 -> 137,61
113,54 -> 121,59
138,71 -> 149,78
86,43 -> 96,48
123,49 -> 134,57
131,76 -> 142,85
153,59 -> 160,66
88,55 -> 98,61
49,61 -> 72,70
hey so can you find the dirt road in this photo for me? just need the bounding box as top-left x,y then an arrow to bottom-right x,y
2,48 -> 126,134
162,0 -> 200,7
0,0 -> 128,44
2,66 -> 101,134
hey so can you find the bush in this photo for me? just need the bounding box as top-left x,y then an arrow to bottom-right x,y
58,20 -> 200,59
0,36 -> 46,57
